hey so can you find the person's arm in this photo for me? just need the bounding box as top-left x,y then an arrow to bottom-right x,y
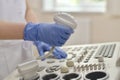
0,0 -> 38,39
25,0 -> 39,23
0,21 -> 25,39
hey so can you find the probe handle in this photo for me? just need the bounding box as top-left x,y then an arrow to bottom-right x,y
54,12 -> 77,29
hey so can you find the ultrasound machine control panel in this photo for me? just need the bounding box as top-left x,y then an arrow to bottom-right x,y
4,42 -> 120,80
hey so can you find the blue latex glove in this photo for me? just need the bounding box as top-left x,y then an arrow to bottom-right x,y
24,23 -> 73,46
34,41 -> 67,59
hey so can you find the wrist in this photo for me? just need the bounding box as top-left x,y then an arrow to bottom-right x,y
24,22 -> 39,41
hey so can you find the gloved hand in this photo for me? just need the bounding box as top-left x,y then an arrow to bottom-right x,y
24,23 -> 73,46
34,41 -> 67,59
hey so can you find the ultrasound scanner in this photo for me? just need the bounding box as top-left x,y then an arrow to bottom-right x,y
4,13 -> 120,80
4,42 -> 120,80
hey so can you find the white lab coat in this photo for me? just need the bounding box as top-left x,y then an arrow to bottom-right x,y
0,0 -> 26,22
0,0 -> 35,79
